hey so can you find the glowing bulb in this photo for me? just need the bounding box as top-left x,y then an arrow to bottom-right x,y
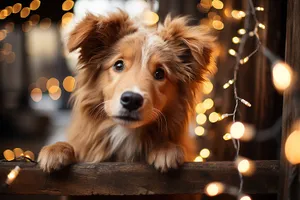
238,11 -> 246,17
285,130 -> 300,164
13,148 -> 24,158
258,23 -> 265,29
212,0 -> 224,9
272,62 -> 292,92
194,156 -> 204,162
195,103 -> 206,114
196,113 -> 207,125
203,98 -> 214,110
240,57 -> 249,64
212,20 -> 224,30
237,159 -> 250,173
223,133 -> 232,140
209,112 -> 220,123
205,182 -> 224,196
30,88 -> 42,102
240,195 -> 252,200
238,29 -> 246,35
30,0 -> 41,11
61,12 -> 74,27
62,0 -> 74,11
231,10 -> 245,19
220,113 -> 230,120
203,81 -> 213,94
228,49 -> 237,56
230,122 -> 245,139
12,3 -> 22,13
3,149 -> 15,161
195,126 -> 205,136
240,99 -> 252,107
199,148 -> 210,158
223,83 -> 230,89
255,7 -> 264,11
20,7 -> 30,18
232,36 -> 240,44
24,151 -> 35,161
6,166 -> 21,185
63,76 -> 76,92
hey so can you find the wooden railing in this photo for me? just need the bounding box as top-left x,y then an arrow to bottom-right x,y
0,161 -> 278,195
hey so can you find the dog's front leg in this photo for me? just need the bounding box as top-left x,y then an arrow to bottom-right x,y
38,142 -> 76,173
147,142 -> 185,172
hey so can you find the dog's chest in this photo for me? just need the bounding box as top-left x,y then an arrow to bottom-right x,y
108,126 -> 143,161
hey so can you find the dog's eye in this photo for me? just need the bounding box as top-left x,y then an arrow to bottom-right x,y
154,68 -> 165,80
113,60 -> 125,72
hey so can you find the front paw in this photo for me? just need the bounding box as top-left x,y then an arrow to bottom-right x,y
148,143 -> 185,172
38,142 -> 75,173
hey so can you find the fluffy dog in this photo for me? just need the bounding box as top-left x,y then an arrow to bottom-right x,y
38,10 -> 215,173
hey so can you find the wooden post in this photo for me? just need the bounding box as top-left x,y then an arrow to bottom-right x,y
279,0 -> 300,199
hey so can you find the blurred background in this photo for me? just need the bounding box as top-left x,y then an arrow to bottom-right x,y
0,0 -> 288,199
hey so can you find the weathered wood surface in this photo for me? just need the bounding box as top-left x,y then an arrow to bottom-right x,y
0,161 -> 279,196
279,0 -> 300,200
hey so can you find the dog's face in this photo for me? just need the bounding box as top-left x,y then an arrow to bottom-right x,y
68,11 -> 214,129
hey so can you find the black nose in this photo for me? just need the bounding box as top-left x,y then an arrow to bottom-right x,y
120,92 -> 144,111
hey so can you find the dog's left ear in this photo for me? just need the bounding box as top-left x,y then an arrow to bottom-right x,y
67,10 -> 137,63
158,16 -> 216,82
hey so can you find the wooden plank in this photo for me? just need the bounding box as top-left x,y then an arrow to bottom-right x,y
279,0 -> 300,199
0,161 -> 278,196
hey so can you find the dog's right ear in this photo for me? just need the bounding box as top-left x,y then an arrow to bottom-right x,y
67,10 -> 137,63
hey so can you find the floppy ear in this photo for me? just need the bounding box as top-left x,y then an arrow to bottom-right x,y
158,15 -> 216,82
67,10 -> 137,63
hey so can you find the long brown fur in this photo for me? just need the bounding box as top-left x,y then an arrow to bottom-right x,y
38,10 -> 215,173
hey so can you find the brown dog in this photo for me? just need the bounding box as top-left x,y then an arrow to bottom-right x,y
38,10 -> 215,173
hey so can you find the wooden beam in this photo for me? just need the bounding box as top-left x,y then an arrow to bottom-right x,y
279,0 -> 300,199
0,161 -> 278,196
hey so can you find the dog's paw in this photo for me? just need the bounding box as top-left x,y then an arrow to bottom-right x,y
38,142 -> 75,173
148,143 -> 185,173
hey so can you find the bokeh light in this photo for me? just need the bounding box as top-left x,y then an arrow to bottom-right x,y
20,7 -> 30,18
3,149 -> 15,161
61,12 -> 74,27
230,122 -> 245,139
46,78 -> 59,90
199,148 -> 210,158
223,133 -> 232,140
49,87 -> 62,100
203,98 -> 214,110
285,129 -> 300,164
24,151 -> 35,161
62,0 -> 75,11
0,30 -> 7,41
196,103 -> 206,114
195,126 -> 205,136
209,112 -> 220,123
203,81 -> 213,94
37,77 -> 48,92
212,20 -> 224,30
13,148 -> 24,158
40,18 -> 52,29
232,36 -> 240,44
194,156 -> 204,162
31,88 -> 42,102
142,11 -> 159,26
236,157 -> 255,175
212,0 -> 224,9
29,14 -> 40,26
272,62 -> 292,92
30,0 -> 41,11
205,182 -> 224,196
196,113 -> 207,125
238,28 -> 246,35
240,195 -> 252,200
12,3 -> 22,14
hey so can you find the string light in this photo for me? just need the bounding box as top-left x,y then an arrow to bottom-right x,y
209,112 -> 220,123
196,103 -> 206,114
203,98 -> 214,110
24,151 -> 35,161
212,0 -> 224,10
63,76 -> 76,92
232,36 -> 240,44
212,20 -> 224,30
203,81 -> 213,94
13,148 -> 24,158
255,7 -> 264,11
62,0 -> 74,11
199,148 -> 210,158
6,166 -> 21,185
258,23 -> 265,29
236,157 -> 255,176
3,150 -> 15,161
223,79 -> 234,89
30,0 -> 41,11
240,57 -> 249,64
240,98 -> 252,107
205,182 -> 224,196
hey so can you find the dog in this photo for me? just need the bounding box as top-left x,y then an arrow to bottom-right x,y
38,10 -> 215,173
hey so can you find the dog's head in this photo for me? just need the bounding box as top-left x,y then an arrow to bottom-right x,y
68,10 -> 215,129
